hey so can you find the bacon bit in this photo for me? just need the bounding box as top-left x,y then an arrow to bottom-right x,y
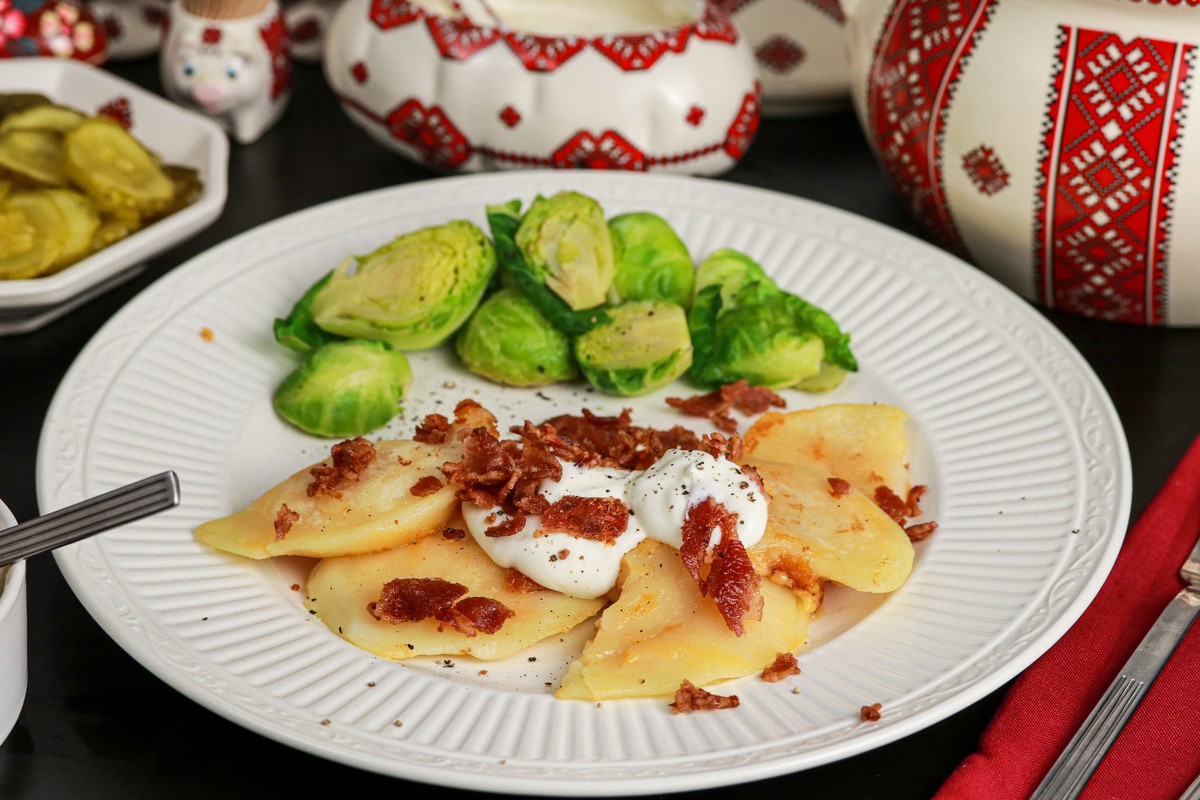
670,680 -> 740,714
274,504 -> 299,541
905,521 -> 938,542
503,568 -> 546,593
442,527 -> 467,541
414,413 -> 451,444
308,437 -> 377,498
442,424 -> 569,518
666,380 -> 786,433
906,484 -> 928,517
760,652 -> 801,683
410,475 -> 444,497
486,511 -> 527,538
372,578 -> 467,623
827,477 -> 852,498
680,497 -> 763,636
200,326 -> 214,342
371,577 -> 514,636
290,583 -> 301,591
557,549 -> 570,559
446,596 -> 515,636
540,495 -> 630,542
541,408 -> 706,470
699,431 -> 744,461
739,463 -> 766,497
861,703 -> 882,722
873,485 -> 910,526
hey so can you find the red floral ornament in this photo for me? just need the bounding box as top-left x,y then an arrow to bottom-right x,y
386,98 -> 472,169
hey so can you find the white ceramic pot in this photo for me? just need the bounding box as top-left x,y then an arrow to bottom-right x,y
324,0 -> 762,175
160,0 -> 293,144
843,0 -> 1200,326
0,500 -> 26,747
715,0 -> 849,116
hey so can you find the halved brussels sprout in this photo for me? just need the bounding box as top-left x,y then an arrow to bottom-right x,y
273,339 -> 412,437
609,211 -> 694,307
515,191 -> 614,311
688,250 -> 856,390
455,287 -> 579,386
274,270 -> 344,354
309,220 -> 496,350
574,300 -> 692,396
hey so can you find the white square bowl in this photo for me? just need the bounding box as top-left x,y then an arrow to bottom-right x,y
0,59 -> 229,333
0,499 -> 25,746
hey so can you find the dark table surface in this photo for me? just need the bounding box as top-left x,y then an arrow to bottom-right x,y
2,57 -> 1199,800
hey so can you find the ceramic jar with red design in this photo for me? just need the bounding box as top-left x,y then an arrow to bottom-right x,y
714,0 -> 850,116
843,0 -> 1200,326
89,0 -> 168,59
323,0 -> 762,175
0,0 -> 107,62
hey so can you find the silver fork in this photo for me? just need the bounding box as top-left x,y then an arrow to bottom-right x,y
0,472 -> 180,567
1031,525 -> 1200,799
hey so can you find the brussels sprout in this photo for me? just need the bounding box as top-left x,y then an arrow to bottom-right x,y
609,212 -> 694,307
274,340 -> 412,437
575,301 -> 692,396
487,197 -> 610,335
273,270 -> 344,353
688,250 -> 856,390
455,287 -> 579,386
308,220 -> 496,350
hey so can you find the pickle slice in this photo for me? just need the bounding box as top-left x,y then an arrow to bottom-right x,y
0,104 -> 87,134
44,188 -> 100,270
92,208 -> 142,249
0,93 -> 51,120
0,129 -> 69,186
0,191 -> 66,279
64,117 -> 174,214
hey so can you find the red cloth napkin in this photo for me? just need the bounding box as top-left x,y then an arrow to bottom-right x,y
935,435 -> 1200,800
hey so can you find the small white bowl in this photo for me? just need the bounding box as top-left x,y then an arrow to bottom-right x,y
0,59 -> 228,334
0,500 -> 26,746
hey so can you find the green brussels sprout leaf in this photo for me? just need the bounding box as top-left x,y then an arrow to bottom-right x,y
308,220 -> 497,350
609,212 -> 695,308
486,199 -> 608,335
456,287 -> 579,386
273,339 -> 412,437
273,269 -> 344,353
575,300 -> 692,396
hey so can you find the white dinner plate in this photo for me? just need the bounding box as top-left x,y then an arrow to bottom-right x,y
41,171 -> 1130,795
0,59 -> 228,330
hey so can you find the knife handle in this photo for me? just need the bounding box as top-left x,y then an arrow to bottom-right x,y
1031,588 -> 1200,800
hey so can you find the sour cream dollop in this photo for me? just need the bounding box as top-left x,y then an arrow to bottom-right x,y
462,449 -> 768,598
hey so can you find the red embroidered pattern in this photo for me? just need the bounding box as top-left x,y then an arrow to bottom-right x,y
962,144 -> 1008,195
1034,28 -> 1193,325
365,0 -> 737,72
259,8 -> 292,101
755,35 -> 805,73
384,98 -> 472,169
866,0 -> 994,257
96,96 -> 132,129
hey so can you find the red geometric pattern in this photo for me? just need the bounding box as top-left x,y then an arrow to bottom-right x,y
498,105 -> 520,127
96,96 -> 132,129
201,26 -> 221,44
755,35 -> 805,73
364,0 -> 737,72
865,0 -> 995,258
962,144 -> 1008,195
259,8 -> 291,102
686,105 -> 705,126
1033,28 -> 1193,325
552,130 -> 647,170
723,86 -> 761,160
385,99 -> 472,169
351,61 -> 368,83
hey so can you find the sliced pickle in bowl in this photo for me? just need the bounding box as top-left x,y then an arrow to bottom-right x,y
0,191 -> 66,279
0,129 -> 70,187
64,117 -> 174,214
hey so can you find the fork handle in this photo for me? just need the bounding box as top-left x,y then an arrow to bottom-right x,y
1031,587 -> 1200,800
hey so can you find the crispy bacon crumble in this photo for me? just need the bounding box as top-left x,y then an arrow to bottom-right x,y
860,703 -> 882,722
680,496 -> 763,636
760,652 -> 801,683
540,495 -> 629,542
503,568 -> 546,593
413,413 -> 451,444
273,503 -> 299,541
370,577 -> 514,637
409,475 -> 444,497
670,679 -> 740,714
874,484 -> 938,542
666,380 -> 786,433
827,477 -> 852,498
307,437 -> 377,498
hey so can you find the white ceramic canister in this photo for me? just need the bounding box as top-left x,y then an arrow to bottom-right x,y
323,0 -> 762,175
843,0 -> 1200,326
0,498 -> 27,747
160,0 -> 292,144
715,0 -> 850,116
